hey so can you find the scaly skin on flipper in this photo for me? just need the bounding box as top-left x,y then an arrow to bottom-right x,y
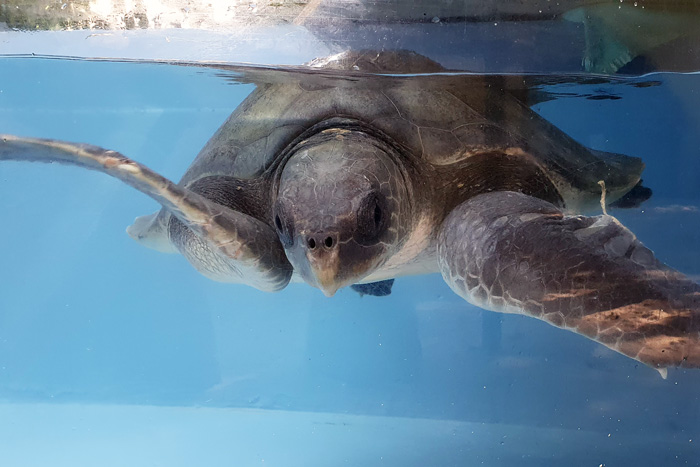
438,191 -> 700,374
0,135 -> 292,292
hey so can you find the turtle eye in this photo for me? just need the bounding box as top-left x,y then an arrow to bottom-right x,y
357,192 -> 388,245
273,208 -> 294,248
275,214 -> 283,232
373,203 -> 382,229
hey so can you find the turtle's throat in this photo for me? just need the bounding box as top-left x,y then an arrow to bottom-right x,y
307,249 -> 342,297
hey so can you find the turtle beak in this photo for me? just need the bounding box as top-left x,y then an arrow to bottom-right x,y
307,247 -> 341,297
302,234 -> 343,297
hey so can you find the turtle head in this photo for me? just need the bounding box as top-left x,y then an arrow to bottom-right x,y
273,128 -> 412,296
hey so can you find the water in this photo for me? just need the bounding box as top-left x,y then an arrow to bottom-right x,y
0,56 -> 699,466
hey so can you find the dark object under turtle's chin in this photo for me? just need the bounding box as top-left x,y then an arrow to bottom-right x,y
351,279 -> 395,297
609,180 -> 653,209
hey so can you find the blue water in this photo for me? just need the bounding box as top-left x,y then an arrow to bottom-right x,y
0,58 -> 699,466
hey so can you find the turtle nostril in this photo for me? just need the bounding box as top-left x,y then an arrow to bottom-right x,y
324,236 -> 334,248
307,237 -> 316,249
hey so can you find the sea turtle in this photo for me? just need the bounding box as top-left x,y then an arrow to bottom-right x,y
1,50 -> 698,376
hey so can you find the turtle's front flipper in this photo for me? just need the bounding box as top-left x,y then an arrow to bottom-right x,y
438,191 -> 700,375
0,135 -> 292,292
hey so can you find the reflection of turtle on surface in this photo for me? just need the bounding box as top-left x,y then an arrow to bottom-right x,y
2,50 -> 698,376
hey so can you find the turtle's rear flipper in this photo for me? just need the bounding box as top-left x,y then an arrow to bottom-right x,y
0,135 -> 292,292
438,191 -> 700,376
563,4 -> 700,74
